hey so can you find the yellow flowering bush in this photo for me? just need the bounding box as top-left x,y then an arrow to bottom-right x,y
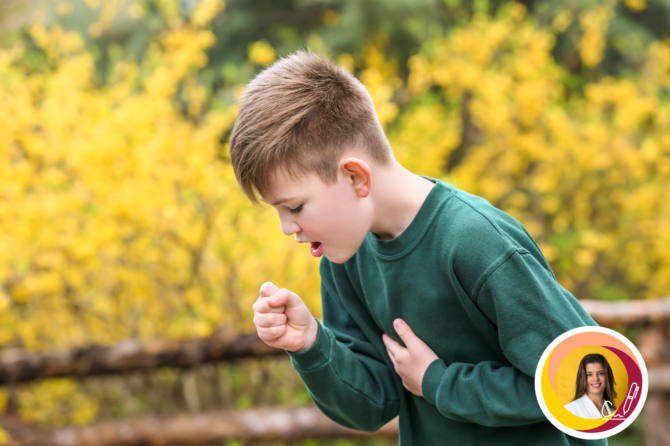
0,0 -> 320,430
579,3 -> 615,68
402,4 -> 670,301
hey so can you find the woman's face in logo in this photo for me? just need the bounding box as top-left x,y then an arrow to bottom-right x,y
585,363 -> 606,396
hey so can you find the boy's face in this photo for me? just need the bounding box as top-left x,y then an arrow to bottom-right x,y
261,167 -> 372,264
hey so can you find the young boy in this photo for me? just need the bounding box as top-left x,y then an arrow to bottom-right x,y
230,50 -> 607,445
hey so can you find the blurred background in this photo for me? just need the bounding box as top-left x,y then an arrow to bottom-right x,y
0,0 -> 668,445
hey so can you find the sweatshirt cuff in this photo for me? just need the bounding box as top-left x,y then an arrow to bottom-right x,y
422,358 -> 447,406
285,318 -> 331,371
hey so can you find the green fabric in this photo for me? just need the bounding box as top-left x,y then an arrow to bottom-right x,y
286,176 -> 608,446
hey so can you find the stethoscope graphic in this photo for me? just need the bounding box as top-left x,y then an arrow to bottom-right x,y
601,382 -> 639,419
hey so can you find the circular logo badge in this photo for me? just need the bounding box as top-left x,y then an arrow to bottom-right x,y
535,326 -> 648,439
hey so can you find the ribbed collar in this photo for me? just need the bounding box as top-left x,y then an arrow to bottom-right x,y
366,175 -> 453,260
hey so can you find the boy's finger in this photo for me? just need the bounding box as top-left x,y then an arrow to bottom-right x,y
388,347 -> 397,363
254,312 -> 287,328
259,281 -> 280,298
258,324 -> 286,341
269,288 -> 302,308
257,283 -> 285,313
390,356 -> 398,374
253,297 -> 285,314
383,336 -> 396,358
382,333 -> 401,349
393,319 -> 416,346
385,345 -> 397,365
387,349 -> 402,377
382,333 -> 391,349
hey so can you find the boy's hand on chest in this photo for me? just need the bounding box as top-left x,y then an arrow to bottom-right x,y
382,319 -> 439,398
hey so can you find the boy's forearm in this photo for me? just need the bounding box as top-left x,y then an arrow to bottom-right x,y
422,358 -> 546,427
286,319 -> 401,432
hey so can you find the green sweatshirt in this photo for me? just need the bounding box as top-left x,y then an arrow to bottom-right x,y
286,176 -> 608,446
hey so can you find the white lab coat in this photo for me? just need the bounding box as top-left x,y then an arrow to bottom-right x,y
564,393 -> 613,419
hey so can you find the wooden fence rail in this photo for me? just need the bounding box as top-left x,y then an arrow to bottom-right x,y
578,297 -> 670,326
1,407 -> 399,446
0,332 -> 285,385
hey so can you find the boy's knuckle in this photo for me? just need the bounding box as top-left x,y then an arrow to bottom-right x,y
261,315 -> 272,327
260,327 -> 275,339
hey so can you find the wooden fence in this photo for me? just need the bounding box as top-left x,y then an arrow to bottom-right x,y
0,297 -> 668,446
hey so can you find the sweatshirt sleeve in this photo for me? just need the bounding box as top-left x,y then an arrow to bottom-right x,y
285,259 -> 401,432
421,248 -> 598,427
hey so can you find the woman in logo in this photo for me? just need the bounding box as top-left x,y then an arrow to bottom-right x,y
564,353 -> 618,418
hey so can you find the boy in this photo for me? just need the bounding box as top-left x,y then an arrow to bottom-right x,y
230,49 -> 607,445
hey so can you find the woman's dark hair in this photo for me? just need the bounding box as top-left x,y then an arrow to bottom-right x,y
571,353 -> 617,411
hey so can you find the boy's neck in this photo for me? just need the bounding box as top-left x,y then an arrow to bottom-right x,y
368,160 -> 435,241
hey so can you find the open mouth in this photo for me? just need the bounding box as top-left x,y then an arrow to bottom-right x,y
591,383 -> 601,388
310,242 -> 323,257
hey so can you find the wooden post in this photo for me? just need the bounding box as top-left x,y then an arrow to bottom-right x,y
638,321 -> 670,446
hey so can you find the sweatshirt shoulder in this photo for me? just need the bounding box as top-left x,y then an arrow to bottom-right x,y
442,186 -> 525,254
440,185 -> 555,293
445,186 -> 552,258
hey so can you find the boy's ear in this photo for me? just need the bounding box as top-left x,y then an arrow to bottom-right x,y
340,157 -> 371,199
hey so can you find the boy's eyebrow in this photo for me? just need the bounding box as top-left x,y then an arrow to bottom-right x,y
260,196 -> 298,205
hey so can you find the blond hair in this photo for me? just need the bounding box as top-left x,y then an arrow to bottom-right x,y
229,49 -> 393,206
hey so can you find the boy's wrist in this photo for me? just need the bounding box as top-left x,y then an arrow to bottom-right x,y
296,317 -> 319,352
422,358 -> 447,406
286,318 -> 330,372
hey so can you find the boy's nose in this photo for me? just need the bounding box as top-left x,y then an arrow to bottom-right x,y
279,217 -> 300,236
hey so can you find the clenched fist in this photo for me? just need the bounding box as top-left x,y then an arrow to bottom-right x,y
252,282 -> 318,353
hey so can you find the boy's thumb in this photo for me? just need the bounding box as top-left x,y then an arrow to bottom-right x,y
260,281 -> 279,298
393,319 -> 413,340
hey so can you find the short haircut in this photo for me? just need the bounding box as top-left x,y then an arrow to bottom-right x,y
229,49 -> 393,206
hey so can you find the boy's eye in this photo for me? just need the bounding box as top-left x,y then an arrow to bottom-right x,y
289,204 -> 303,214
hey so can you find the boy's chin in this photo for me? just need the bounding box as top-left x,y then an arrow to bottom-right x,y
323,240 -> 366,264
324,250 -> 355,264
